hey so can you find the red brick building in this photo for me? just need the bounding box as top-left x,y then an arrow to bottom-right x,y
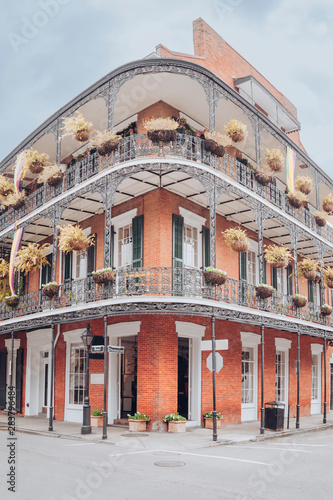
0,19 -> 333,431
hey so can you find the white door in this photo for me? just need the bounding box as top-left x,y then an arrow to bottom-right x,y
311,353 -> 321,415
241,346 -> 258,421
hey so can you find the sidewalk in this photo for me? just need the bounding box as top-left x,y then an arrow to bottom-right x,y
1,413 -> 332,449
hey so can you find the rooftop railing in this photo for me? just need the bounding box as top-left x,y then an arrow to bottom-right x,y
0,134 -> 331,245
0,267 -> 328,330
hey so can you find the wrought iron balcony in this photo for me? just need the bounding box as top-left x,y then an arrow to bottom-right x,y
0,267 -> 329,329
0,134 -> 332,245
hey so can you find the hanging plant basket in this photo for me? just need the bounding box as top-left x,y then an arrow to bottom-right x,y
5,295 -> 19,307
71,240 -> 90,252
147,130 -> 176,143
97,139 -> 120,156
267,159 -> 283,172
74,129 -> 91,142
42,284 -> 59,298
29,162 -> 44,174
303,270 -> 317,281
92,269 -> 116,284
255,285 -> 274,299
47,171 -> 64,186
321,305 -> 332,316
231,240 -> 249,253
293,296 -> 307,308
326,279 -> 333,289
315,214 -> 327,227
204,270 -> 227,286
323,201 -> 333,213
287,192 -> 303,209
204,139 -> 225,157
272,259 -> 290,269
253,170 -> 272,186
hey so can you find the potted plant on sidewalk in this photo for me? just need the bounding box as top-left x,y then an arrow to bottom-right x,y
203,411 -> 222,429
91,409 -> 103,427
127,412 -> 150,432
163,412 -> 187,433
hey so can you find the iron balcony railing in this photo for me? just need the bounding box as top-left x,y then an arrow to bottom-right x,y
0,134 -> 332,244
0,267 -> 329,328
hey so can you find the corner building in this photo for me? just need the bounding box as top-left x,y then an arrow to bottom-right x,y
1,19 -> 333,430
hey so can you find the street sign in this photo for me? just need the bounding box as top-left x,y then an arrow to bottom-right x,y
206,352 -> 223,373
107,345 -> 125,354
91,345 -> 105,353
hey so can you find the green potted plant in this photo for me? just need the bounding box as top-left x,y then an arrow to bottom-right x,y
321,304 -> 332,316
42,282 -> 59,298
127,412 -> 150,432
143,117 -> 178,142
203,411 -> 222,429
204,267 -> 227,286
264,245 -> 293,269
163,412 -> 186,433
92,268 -> 115,284
91,409 -> 103,427
264,149 -> 285,172
293,294 -> 307,308
222,227 -> 249,253
224,120 -> 247,143
61,111 -> 94,142
255,284 -> 275,299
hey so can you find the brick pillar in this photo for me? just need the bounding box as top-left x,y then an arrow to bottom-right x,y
137,316 -> 178,431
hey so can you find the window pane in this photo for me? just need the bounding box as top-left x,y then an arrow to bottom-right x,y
275,350 -> 285,402
242,348 -> 254,404
69,343 -> 85,405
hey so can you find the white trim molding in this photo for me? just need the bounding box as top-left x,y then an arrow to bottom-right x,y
201,339 -> 228,351
108,321 -> 141,338
4,339 -> 21,351
311,343 -> 323,354
275,338 -> 292,350
179,207 -> 206,227
241,331 -> 261,346
63,328 -> 86,344
175,321 -> 206,339
111,208 -> 137,228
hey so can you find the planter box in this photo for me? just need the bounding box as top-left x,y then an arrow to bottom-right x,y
168,420 -> 186,433
128,419 -> 147,432
204,418 -> 222,429
91,416 -> 103,427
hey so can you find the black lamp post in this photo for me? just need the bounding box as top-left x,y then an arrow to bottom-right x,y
81,323 -> 94,435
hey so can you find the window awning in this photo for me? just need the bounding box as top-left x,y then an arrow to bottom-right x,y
233,76 -> 300,133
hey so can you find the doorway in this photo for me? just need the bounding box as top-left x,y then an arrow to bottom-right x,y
311,353 -> 321,415
120,336 -> 137,418
178,337 -> 189,419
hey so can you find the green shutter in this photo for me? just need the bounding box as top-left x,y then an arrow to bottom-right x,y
110,227 -> 115,268
132,215 -> 143,268
271,266 -> 278,290
41,254 -> 52,286
64,252 -> 72,282
173,214 -> 183,268
0,350 -> 7,410
308,280 -> 314,303
239,252 -> 247,280
263,259 -> 267,284
202,226 -> 210,269
87,234 -> 96,276
15,348 -> 24,413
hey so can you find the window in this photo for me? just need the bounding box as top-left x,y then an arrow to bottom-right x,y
276,351 -> 286,402
247,250 -> 257,286
183,224 -> 198,268
242,348 -> 254,404
41,253 -> 52,286
118,224 -> 132,268
74,251 -> 88,279
308,281 -> 320,306
271,267 -> 287,295
68,343 -> 86,405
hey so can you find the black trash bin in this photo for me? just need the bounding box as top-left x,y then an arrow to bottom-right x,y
264,401 -> 284,431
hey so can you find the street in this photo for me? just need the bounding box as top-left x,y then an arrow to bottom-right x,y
1,428 -> 332,499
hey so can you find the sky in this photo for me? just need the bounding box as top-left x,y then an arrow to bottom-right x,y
1,0 -> 333,176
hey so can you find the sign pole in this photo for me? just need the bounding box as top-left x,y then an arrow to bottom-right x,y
211,315 -> 217,442
102,316 -> 108,440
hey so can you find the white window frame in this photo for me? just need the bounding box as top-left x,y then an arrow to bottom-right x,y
310,343 -> 323,415
111,209 -> 137,269
72,227 -> 91,280
247,239 -> 259,286
179,207 -> 206,270
64,329 -> 87,422
39,245 -> 53,288
275,338 -> 291,407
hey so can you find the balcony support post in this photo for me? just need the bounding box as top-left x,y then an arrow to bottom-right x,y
256,204 -> 265,284
260,324 -> 265,434
102,175 -> 116,269
208,82 -> 216,132
318,246 -> 325,306
323,336 -> 327,424
51,207 -> 62,283
48,323 -> 55,431
291,230 -> 299,295
296,328 -> 300,429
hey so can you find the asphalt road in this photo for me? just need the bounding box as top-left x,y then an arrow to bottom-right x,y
0,429 -> 332,500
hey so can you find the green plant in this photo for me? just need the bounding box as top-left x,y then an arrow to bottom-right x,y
294,294 -> 307,300
92,267 -> 113,275
127,412 -> 150,421
205,267 -> 227,275
203,411 -> 222,419
42,281 -> 58,288
92,409 -> 103,417
143,117 -> 178,131
257,284 -> 275,290
163,412 -> 186,422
